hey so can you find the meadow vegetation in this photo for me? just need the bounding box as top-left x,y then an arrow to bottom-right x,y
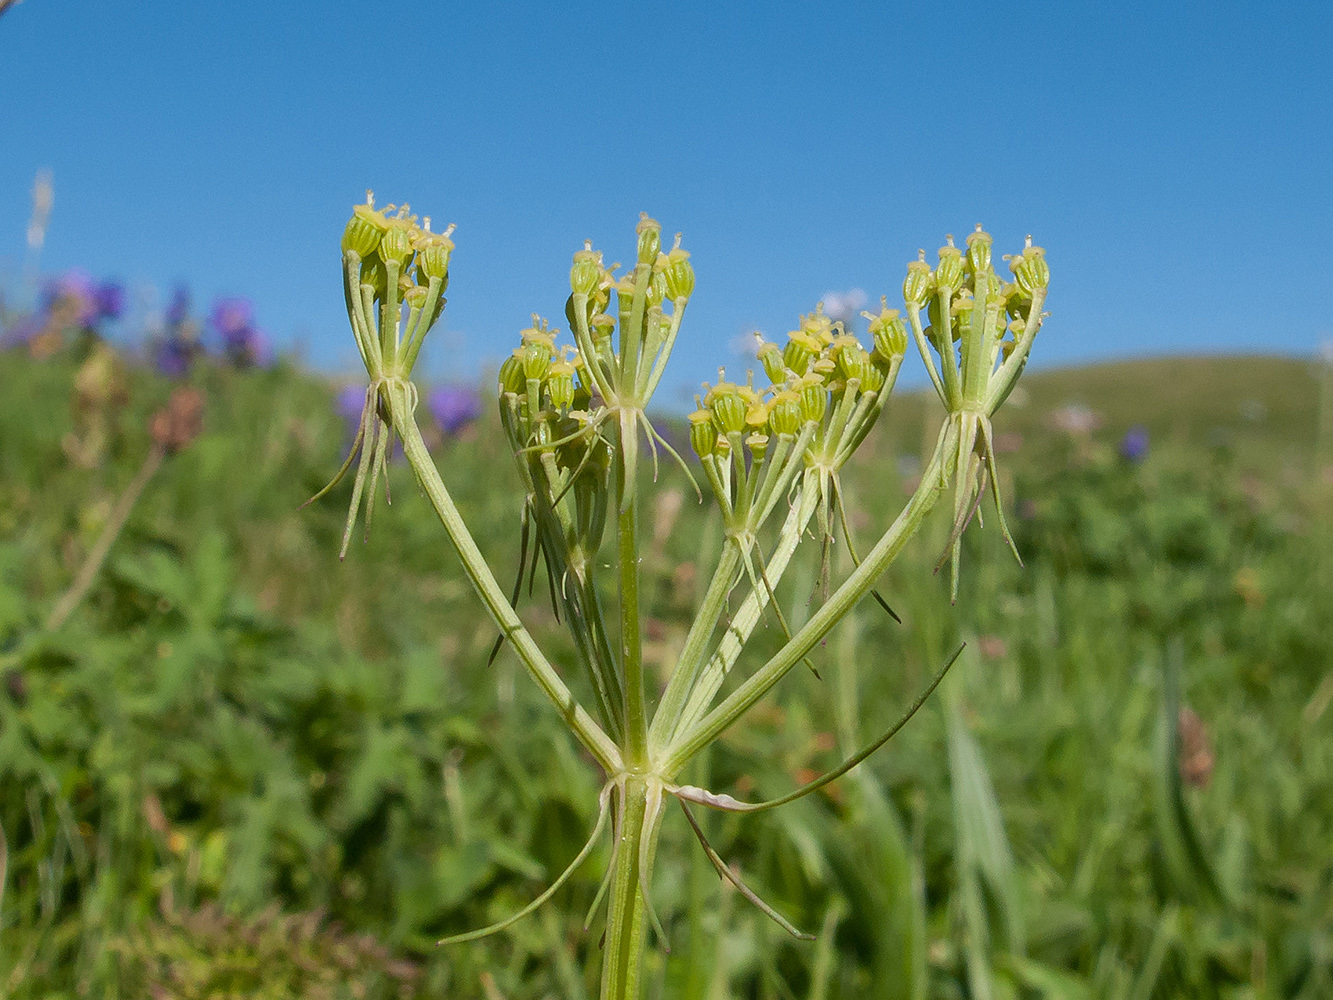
0,326 -> 1329,997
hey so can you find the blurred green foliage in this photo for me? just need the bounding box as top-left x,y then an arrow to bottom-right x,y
0,348 -> 1329,998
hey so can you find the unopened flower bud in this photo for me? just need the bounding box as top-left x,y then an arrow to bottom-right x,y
689,409 -> 717,458
378,222 -> 414,266
747,432 -> 769,461
965,225 -> 992,274
782,331 -> 820,376
664,247 -> 694,300
797,375 -> 827,424
570,247 -> 601,298
903,257 -> 933,307
936,238 -> 964,293
745,402 -> 770,431
1011,243 -> 1049,294
756,339 -> 785,383
867,305 -> 908,358
499,351 -> 526,395
836,342 -> 871,385
647,268 -> 668,308
522,341 -> 552,381
360,255 -> 388,298
415,228 -> 455,282
768,391 -> 802,436
546,361 -> 576,408
706,382 -> 747,434
342,194 -> 389,257
863,360 -> 887,394
636,213 -> 662,265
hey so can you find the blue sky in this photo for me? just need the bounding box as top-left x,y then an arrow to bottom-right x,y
2,0 -> 1331,405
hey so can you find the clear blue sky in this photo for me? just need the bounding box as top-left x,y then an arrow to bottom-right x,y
2,0 -> 1330,404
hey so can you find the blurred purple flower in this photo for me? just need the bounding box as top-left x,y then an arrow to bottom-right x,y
165,284 -> 191,327
154,337 -> 196,378
210,297 -> 254,337
209,295 -> 271,368
1120,425 -> 1149,464
336,384 -> 368,427
93,280 -> 126,322
428,386 -> 481,435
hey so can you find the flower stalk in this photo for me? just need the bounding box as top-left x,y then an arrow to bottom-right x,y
314,195 -> 1050,998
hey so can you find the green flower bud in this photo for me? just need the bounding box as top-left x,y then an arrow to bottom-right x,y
688,409 -> 717,458
903,256 -> 934,307
756,340 -> 786,383
570,246 -> 601,298
835,342 -> 871,385
499,351 -> 526,395
415,225 -> 455,283
965,225 -> 992,275
768,391 -> 802,436
863,360 -> 888,394
360,254 -> 388,298
936,238 -> 964,293
522,341 -> 552,382
867,305 -> 908,359
546,360 -> 576,409
782,330 -> 820,376
1012,244 -> 1049,295
746,432 -> 769,462
647,268 -> 668,308
706,382 -> 747,434
664,247 -> 694,301
636,213 -> 662,265
342,194 -> 389,257
796,375 -> 827,424
378,221 -> 414,266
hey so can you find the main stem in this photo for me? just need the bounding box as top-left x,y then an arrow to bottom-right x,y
601,776 -> 653,1000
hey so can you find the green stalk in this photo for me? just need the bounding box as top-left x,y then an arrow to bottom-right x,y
601,776 -> 656,1000
617,411 -> 648,766
672,483 -> 821,745
663,421 -> 957,774
389,384 -> 621,774
647,541 -> 743,757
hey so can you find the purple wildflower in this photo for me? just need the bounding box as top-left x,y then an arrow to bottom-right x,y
428,386 -> 481,435
208,296 -> 270,367
337,384 -> 368,425
1119,425 -> 1149,464
154,337 -> 196,378
93,281 -> 126,322
210,297 -> 254,338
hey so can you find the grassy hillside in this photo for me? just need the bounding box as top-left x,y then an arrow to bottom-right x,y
1,345 -> 1330,999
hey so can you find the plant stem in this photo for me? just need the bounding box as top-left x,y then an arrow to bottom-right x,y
390,386 -> 621,774
45,442 -> 164,632
601,776 -> 657,1000
617,411 -> 648,766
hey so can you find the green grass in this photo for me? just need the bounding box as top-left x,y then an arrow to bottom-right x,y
1,345 -> 1329,998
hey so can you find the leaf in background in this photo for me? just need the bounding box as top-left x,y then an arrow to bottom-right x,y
828,770 -> 927,1000
1152,643 -> 1224,908
946,661 -> 1025,1000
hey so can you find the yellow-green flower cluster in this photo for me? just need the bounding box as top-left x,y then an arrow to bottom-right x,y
900,226 -> 1052,599
690,302 -> 906,535
339,192 -> 455,385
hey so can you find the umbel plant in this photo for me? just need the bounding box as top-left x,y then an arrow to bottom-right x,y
313,194 -> 1050,999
